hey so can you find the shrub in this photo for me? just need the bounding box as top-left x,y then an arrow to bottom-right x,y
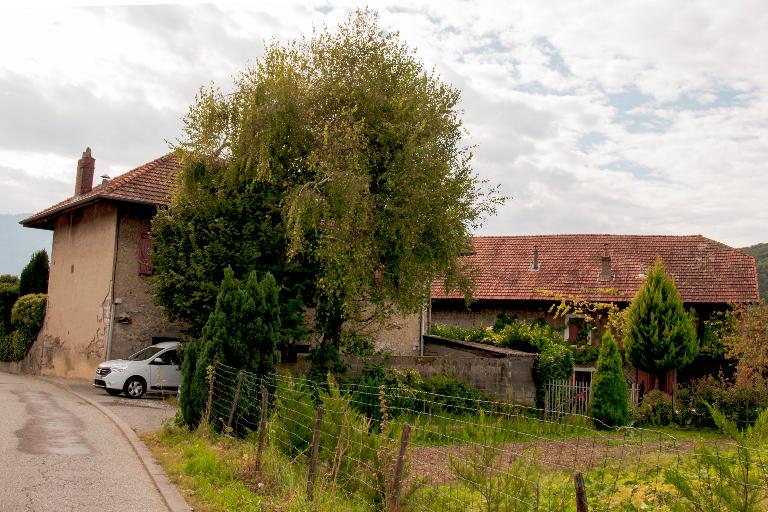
430,324 -> 486,343
19,249 -> 49,296
624,259 -> 698,389
11,293 -> 47,333
634,390 -> 676,426
533,342 -> 575,408
181,268 -> 283,432
676,376 -> 768,429
0,275 -> 19,335
589,333 -> 629,427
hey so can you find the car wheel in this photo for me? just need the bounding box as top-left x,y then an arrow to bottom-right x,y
106,388 -> 122,396
124,377 -> 146,399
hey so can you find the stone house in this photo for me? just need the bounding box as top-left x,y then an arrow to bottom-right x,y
429,234 -> 761,391
20,149 -> 423,379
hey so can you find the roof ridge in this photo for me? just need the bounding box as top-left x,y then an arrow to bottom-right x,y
100,151 -> 177,194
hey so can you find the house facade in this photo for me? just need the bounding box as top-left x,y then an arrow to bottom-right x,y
430,234 -> 761,390
20,149 -> 423,379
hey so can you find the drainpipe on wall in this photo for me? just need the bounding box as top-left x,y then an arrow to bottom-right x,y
106,210 -> 120,360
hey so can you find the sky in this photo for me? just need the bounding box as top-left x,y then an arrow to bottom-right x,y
0,0 -> 766,248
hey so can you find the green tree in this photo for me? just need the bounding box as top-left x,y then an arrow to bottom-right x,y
0,274 -> 19,335
19,250 -> 49,296
589,332 -> 629,427
624,259 -> 698,389
180,268 -> 282,431
171,9 -> 501,371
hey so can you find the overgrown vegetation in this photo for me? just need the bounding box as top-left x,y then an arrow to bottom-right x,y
742,242 -> 768,301
0,251 -> 48,362
155,8 -> 503,379
18,249 -> 48,296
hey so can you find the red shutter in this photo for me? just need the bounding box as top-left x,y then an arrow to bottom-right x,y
138,231 -> 153,276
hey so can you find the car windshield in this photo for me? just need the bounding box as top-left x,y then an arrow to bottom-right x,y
126,346 -> 165,361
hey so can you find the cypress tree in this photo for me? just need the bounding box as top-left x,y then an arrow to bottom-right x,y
624,258 -> 698,389
19,250 -> 49,296
589,332 -> 629,428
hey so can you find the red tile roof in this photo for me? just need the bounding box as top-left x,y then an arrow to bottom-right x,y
22,152 -> 182,229
432,235 -> 759,304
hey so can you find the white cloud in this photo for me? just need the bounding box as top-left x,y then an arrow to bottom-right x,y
0,0 -> 766,247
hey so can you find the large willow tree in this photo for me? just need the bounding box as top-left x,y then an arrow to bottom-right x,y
158,9 -> 501,366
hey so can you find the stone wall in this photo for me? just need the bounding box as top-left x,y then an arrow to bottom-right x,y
110,205 -> 183,358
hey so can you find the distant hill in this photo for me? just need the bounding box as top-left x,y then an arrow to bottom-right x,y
742,242 -> 768,301
0,214 -> 52,276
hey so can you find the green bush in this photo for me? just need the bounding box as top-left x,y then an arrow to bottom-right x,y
0,275 -> 19,335
634,390 -> 676,426
588,333 -> 629,427
676,376 -> 768,429
430,324 -> 487,343
11,293 -> 47,333
533,342 -> 575,408
181,268 -> 283,432
19,249 -> 49,296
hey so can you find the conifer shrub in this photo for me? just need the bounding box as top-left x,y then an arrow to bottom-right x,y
180,268 -> 283,432
0,293 -> 46,362
19,250 -> 49,296
588,332 -> 629,427
0,275 -> 19,335
624,258 -> 698,389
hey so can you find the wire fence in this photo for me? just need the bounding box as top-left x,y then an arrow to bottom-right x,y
204,361 -> 768,512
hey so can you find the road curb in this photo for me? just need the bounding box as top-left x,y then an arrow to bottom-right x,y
42,377 -> 192,512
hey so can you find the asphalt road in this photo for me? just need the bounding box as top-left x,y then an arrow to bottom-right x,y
0,371 -> 168,512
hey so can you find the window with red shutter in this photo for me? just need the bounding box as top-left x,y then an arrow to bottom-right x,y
138,231 -> 153,276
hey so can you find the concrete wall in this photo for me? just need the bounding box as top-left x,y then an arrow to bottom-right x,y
285,345 -> 536,404
110,206 -> 182,359
32,202 -> 118,378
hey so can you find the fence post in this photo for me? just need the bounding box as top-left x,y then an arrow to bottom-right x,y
203,358 -> 217,424
307,404 -> 325,500
574,471 -> 588,512
226,370 -> 245,432
390,423 -> 412,512
256,382 -> 269,469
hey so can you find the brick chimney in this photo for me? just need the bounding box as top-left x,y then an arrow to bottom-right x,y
600,243 -> 612,281
75,147 -> 95,196
529,245 -> 540,270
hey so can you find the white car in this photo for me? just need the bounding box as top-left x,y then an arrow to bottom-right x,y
93,341 -> 182,398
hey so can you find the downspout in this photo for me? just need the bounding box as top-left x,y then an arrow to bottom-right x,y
106,208 -> 120,360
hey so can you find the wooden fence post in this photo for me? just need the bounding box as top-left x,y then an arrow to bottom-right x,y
203,358 -> 217,424
227,370 -> 244,432
256,382 -> 269,468
307,404 -> 325,500
574,471 -> 588,512
390,423 -> 412,511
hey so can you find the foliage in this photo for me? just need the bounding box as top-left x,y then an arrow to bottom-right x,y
675,376 -> 768,430
624,259 -> 698,388
0,293 -> 46,362
173,8 -> 502,373
430,324 -> 486,343
547,292 -> 626,339
742,242 -> 768,301
589,333 -> 629,427
533,342 -> 575,408
18,249 -> 49,296
634,390 -> 676,427
180,268 -> 283,431
723,301 -> 768,388
151,160 -> 309,341
0,275 -> 19,335
665,406 -> 768,511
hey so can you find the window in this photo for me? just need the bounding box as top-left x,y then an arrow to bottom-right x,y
138,231 -> 153,276
564,316 -> 590,345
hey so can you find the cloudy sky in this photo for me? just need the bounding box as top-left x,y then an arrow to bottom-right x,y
0,0 -> 766,247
